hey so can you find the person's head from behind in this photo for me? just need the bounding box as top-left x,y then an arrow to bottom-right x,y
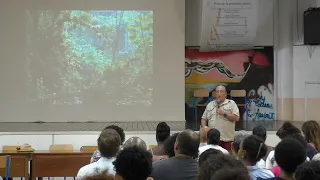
207,128 -> 220,145
252,125 -> 267,142
295,161 -> 320,180
199,127 -> 210,143
105,125 -> 125,145
198,154 -> 250,180
98,129 -> 121,158
276,122 -> 300,139
123,137 -> 147,150
209,168 -> 251,180
82,170 -> 115,180
156,122 -> 170,144
113,146 -> 152,180
231,130 -> 250,156
198,148 -> 223,167
275,138 -> 306,176
214,85 -> 227,102
237,135 -> 267,166
287,133 -> 308,149
302,120 -> 320,151
174,129 -> 200,158
164,132 -> 179,157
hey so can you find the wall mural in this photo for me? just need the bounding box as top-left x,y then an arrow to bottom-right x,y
185,47 -> 274,121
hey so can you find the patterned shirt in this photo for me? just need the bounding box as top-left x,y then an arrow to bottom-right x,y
90,150 -> 101,163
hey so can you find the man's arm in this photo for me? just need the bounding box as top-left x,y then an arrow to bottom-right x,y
201,104 -> 209,127
201,118 -> 207,127
224,101 -> 240,121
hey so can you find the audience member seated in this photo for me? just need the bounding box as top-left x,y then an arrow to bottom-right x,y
150,122 -> 170,162
302,120 -> 320,159
199,128 -> 228,156
266,138 -> 306,180
198,153 -> 251,180
295,161 -> 320,180
113,146 -> 153,180
78,129 -> 121,177
91,125 -> 125,163
271,133 -> 310,177
123,137 -> 147,150
163,132 -> 179,158
199,127 -> 210,147
266,124 -> 301,169
237,135 -> 274,180
198,148 -> 222,166
253,125 -> 274,169
231,130 -> 250,157
151,130 -> 199,180
82,170 -> 114,180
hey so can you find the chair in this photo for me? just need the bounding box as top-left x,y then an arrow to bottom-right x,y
49,144 -> 73,151
230,90 -> 248,121
80,146 -> 98,152
48,144 -> 74,180
0,156 -> 11,180
2,146 -> 25,180
193,89 -> 212,128
149,145 -> 157,150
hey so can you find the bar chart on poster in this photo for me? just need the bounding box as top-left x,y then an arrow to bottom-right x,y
200,0 -> 259,51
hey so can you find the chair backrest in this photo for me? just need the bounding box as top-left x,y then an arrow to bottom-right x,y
49,144 -> 73,151
230,90 -> 246,97
194,89 -> 210,98
2,146 -> 20,151
0,155 -> 11,180
80,146 -> 98,152
149,145 -> 157,150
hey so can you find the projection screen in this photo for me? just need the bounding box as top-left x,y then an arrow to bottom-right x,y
0,0 -> 185,122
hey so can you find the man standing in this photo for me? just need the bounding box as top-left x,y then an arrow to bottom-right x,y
201,85 -> 240,151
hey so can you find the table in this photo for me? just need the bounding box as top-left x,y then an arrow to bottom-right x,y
0,151 -> 30,180
31,151 -> 92,180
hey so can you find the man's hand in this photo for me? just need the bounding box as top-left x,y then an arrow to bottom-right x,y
216,108 -> 224,116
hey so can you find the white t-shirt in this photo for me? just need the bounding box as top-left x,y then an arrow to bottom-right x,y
77,157 -> 116,178
198,144 -> 229,156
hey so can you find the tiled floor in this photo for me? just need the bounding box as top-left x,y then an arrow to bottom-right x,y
0,120 -> 310,132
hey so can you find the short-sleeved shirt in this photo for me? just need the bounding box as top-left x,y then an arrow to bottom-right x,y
77,157 -> 116,178
202,99 -> 239,142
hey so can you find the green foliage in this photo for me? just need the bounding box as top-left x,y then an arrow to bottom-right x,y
27,10 -> 153,105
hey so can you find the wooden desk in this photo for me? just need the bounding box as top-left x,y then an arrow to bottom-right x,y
0,151 -> 30,180
31,151 -> 92,180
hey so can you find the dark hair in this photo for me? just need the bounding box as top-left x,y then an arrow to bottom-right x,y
82,169 -> 114,180
98,129 -> 121,158
241,135 -> 267,165
164,133 -> 179,157
113,146 -> 152,180
276,122 -> 301,139
156,122 -> 170,143
302,120 -> 320,152
198,154 -> 249,180
105,125 -> 125,144
275,138 -> 306,173
176,130 -> 200,157
287,133 -> 308,149
198,148 -> 223,166
210,168 -> 251,180
207,128 -> 220,145
295,161 -> 320,180
252,125 -> 267,141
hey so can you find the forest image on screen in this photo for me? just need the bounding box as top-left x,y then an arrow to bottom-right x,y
26,10 -> 153,106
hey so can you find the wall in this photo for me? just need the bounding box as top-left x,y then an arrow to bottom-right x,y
276,0 -> 320,121
185,0 -> 275,47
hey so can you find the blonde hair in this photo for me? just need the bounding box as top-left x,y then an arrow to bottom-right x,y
302,120 -> 320,152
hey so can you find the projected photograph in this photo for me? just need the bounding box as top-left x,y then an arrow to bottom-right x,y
26,10 -> 153,106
